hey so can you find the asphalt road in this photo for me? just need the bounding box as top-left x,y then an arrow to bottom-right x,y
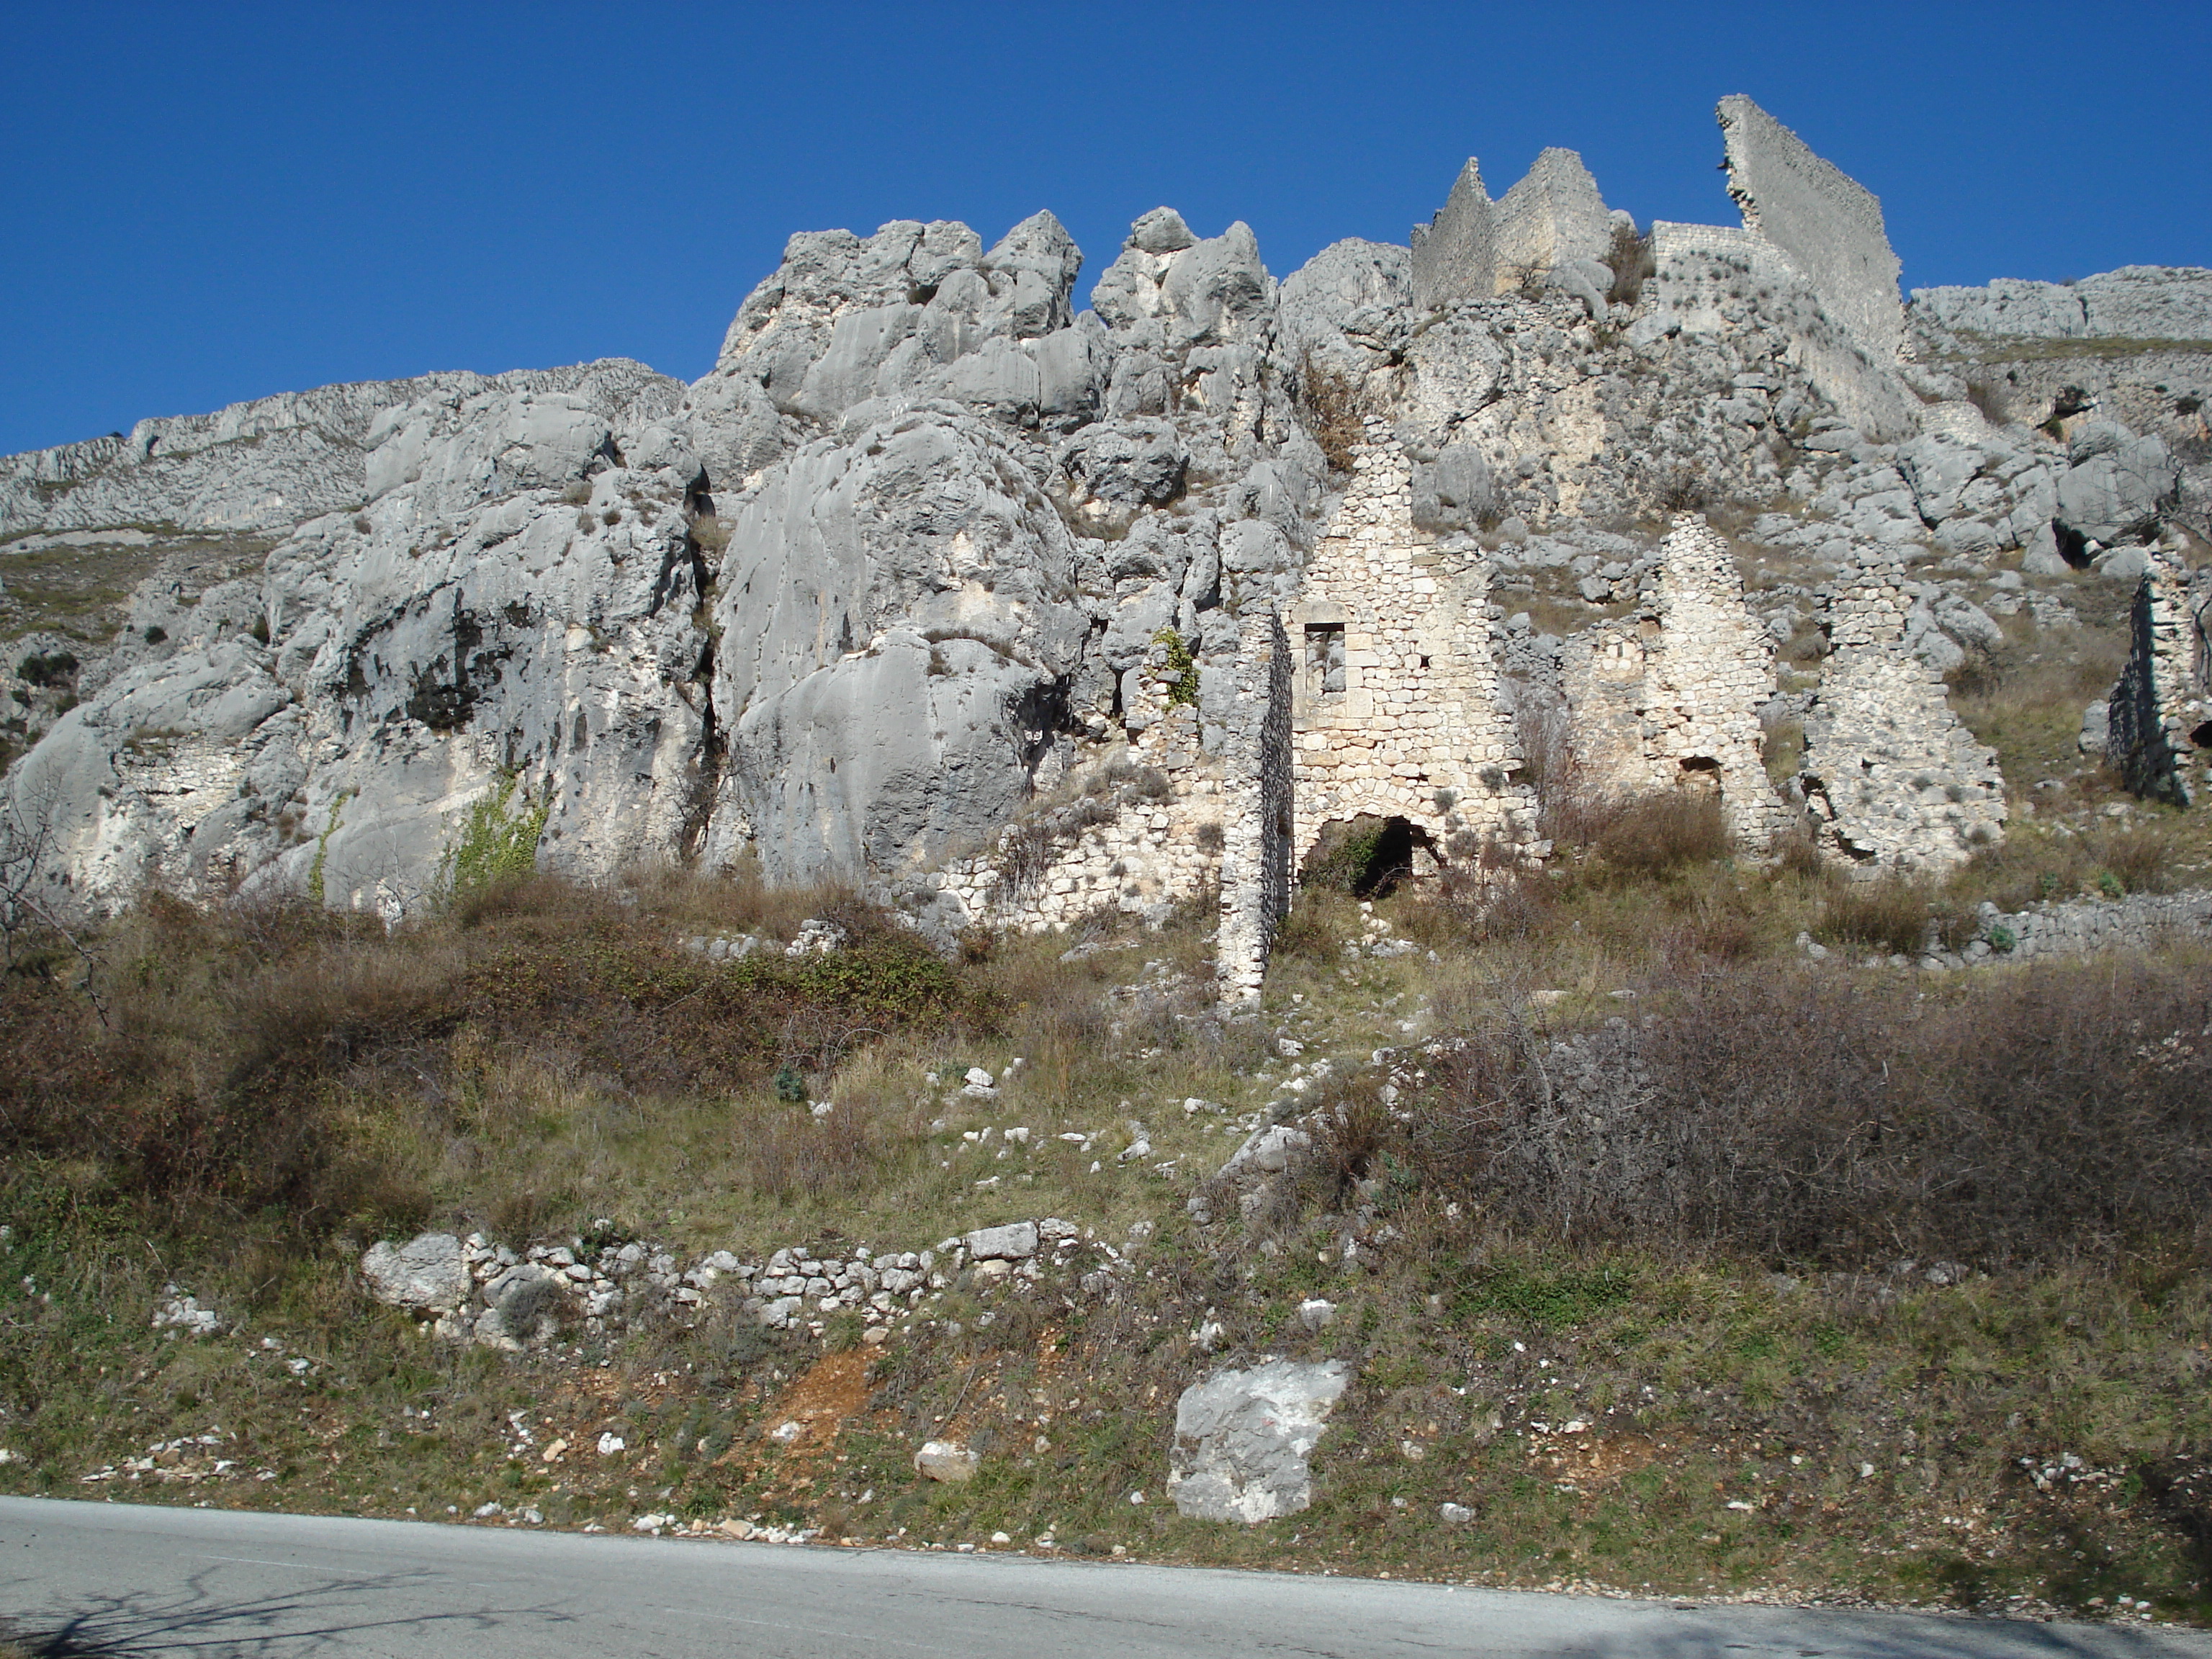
3,1497 -> 2208,1658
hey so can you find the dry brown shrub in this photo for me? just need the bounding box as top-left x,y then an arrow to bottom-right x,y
1591,791 -> 1732,876
1296,346 -> 1366,474
1400,956 -> 2212,1263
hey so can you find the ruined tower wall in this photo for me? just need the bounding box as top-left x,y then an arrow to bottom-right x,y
1493,148 -> 1613,289
1800,549 -> 2008,873
1290,423 -> 1539,868
1717,94 -> 1905,364
1411,158 -> 1497,312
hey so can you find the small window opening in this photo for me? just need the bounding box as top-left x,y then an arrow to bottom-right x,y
1418,655 -> 1431,670
1305,623 -> 1346,697
2190,720 -> 2212,749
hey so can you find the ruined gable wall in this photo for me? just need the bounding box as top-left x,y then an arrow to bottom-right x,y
1411,159 -> 1497,312
1801,549 -> 2008,873
1493,149 -> 1612,289
1717,94 -> 1905,365
2108,549 -> 2212,806
1290,423 -> 1538,868
1561,514 -> 1788,849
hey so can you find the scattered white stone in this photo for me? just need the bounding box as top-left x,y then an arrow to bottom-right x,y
597,1432 -> 626,1456
1440,1501 -> 1475,1524
1298,1298 -> 1336,1332
914,1441 -> 979,1483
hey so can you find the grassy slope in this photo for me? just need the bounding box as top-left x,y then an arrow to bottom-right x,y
3,643 -> 2211,1627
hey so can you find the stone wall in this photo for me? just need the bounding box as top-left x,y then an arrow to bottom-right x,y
1493,149 -> 1612,288
1972,888 -> 2212,963
1216,611 -> 1294,1003
1800,549 -> 2008,873
2108,548 -> 2212,806
930,767 -> 1226,935
1717,94 -> 1905,365
1647,222 -> 1920,442
1560,514 -> 1789,849
1290,423 -> 1539,870
1410,159 -> 1496,313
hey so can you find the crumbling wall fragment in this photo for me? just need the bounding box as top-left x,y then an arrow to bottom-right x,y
2108,548 -> 2212,806
1800,549 -> 2008,872
1561,514 -> 1789,850
1217,611 -> 1293,1003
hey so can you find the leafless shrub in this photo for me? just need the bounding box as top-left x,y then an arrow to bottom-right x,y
1964,380 -> 2011,426
1587,791 -> 1732,876
1602,224 -> 1655,306
1296,346 -> 1366,474
1390,958 -> 2212,1263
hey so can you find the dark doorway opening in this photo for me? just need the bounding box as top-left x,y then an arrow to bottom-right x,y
1302,814 -> 1437,897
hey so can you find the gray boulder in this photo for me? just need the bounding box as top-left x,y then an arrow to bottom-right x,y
1169,1359 -> 1351,1522
2055,427 -> 2178,546
360,1233 -> 472,1314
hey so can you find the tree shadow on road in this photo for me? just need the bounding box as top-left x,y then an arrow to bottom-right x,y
1,1562 -> 581,1656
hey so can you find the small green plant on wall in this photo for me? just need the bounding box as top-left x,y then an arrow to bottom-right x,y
439,773 -> 549,901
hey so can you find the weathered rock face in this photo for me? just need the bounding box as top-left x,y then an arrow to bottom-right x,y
1167,1358 -> 1349,1523
0,362 -> 675,538
1912,267 -> 2212,343
360,1233 -> 472,1315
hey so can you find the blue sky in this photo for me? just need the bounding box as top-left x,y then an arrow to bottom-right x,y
4,1 -> 2206,456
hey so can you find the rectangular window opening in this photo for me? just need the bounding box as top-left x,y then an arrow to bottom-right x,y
1305,623 -> 1346,698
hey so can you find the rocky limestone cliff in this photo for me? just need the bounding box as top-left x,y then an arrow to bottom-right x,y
6,94 -> 2209,942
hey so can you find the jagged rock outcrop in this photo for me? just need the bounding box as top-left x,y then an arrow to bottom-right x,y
0,361 -> 676,538
11,91 -> 2208,950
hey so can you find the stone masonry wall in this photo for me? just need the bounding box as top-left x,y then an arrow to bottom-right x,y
1216,611 -> 1294,1002
1561,513 -> 1789,850
2108,549 -> 2211,806
931,768 -> 1226,935
1411,159 -> 1497,313
1290,423 -> 1539,869
1493,148 -> 1612,289
1800,548 -> 2008,873
1717,94 -> 1905,365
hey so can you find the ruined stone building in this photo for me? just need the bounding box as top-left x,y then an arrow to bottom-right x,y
1799,549 -> 2008,873
1287,423 -> 1541,875
2108,548 -> 2212,806
1560,516 -> 1790,850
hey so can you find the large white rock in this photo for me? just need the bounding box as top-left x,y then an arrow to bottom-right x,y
360,1233 -> 472,1313
1168,1359 -> 1350,1523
